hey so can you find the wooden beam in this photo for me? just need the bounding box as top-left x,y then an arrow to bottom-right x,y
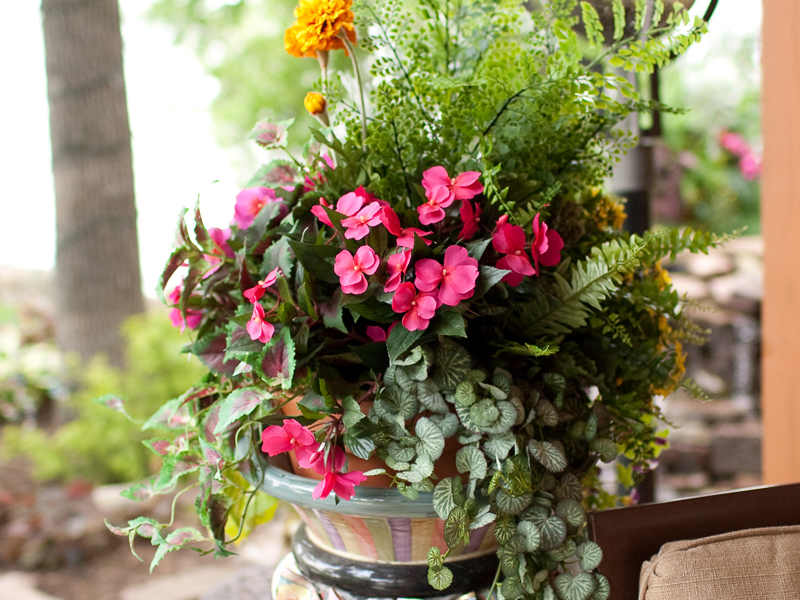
762,0 -> 800,484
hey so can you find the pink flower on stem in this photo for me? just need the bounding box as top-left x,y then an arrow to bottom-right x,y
380,207 -> 432,248
421,166 -> 484,203
366,322 -> 396,342
234,187 -> 278,229
719,131 -> 750,157
391,282 -> 438,331
458,201 -> 482,240
334,246 -> 380,295
312,470 -> 368,501
247,303 -> 275,343
530,214 -> 564,275
311,189 -> 376,228
418,186 -> 454,225
415,246 -> 479,306
202,228 -> 234,278
261,419 -> 316,456
168,286 -> 202,333
384,249 -> 411,293
304,154 -> 336,192
298,444 -> 345,474
244,266 -> 282,303
493,222 -> 535,287
342,203 -> 383,240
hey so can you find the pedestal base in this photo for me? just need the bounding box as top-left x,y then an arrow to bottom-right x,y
271,525 -> 497,600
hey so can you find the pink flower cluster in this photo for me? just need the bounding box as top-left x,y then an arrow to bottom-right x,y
719,130 -> 762,181
313,166 -> 564,332
168,285 -> 202,333
261,419 -> 366,500
492,214 -> 564,287
243,266 -> 282,344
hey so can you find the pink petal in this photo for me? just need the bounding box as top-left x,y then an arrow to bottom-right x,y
334,251 -> 356,277
283,419 -> 315,447
312,474 -> 335,499
336,192 -> 365,216
539,230 -> 565,267
366,325 -> 388,342
418,204 -> 446,226
311,203 -> 333,227
261,427 -> 292,455
415,294 -> 439,319
402,310 -> 430,331
344,223 -> 370,240
414,259 -> 443,292
422,166 -> 451,190
355,246 -> 380,274
341,277 -> 369,295
392,282 -> 416,313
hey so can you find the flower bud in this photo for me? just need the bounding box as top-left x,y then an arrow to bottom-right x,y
304,92 -> 327,116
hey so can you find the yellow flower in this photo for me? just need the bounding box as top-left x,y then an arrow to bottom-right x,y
592,194 -> 627,231
652,261 -> 672,291
304,92 -> 327,115
285,0 -> 357,58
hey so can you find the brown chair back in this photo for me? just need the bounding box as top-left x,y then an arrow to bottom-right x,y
587,483 -> 800,600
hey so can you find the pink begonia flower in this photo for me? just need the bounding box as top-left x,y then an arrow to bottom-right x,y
493,222 -> 535,286
366,322 -> 397,342
458,201 -> 482,240
203,227 -> 235,278
311,189 -> 369,227
418,186 -> 453,225
312,470 -> 368,501
415,246 -> 479,306
234,187 -> 278,229
384,249 -> 411,293
244,266 -> 282,303
303,154 -> 336,192
391,282 -> 438,331
380,207 -> 432,248
739,153 -> 762,180
246,303 -> 275,343
421,166 -> 484,203
261,419 -> 316,456
334,246 -> 380,295
530,213 -> 564,275
168,286 -> 202,333
342,203 -> 383,240
719,131 -> 750,157
298,444 -> 345,474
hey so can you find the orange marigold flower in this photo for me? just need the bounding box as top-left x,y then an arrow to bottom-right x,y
285,0 -> 357,58
304,92 -> 327,115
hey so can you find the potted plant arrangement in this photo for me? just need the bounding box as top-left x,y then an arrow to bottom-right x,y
106,1 -> 722,598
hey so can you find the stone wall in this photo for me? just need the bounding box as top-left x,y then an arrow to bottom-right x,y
657,236 -> 763,500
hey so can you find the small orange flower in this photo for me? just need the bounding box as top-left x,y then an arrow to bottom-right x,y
304,92 -> 327,115
285,0 -> 357,58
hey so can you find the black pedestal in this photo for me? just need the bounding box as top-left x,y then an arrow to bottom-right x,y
291,525 -> 498,599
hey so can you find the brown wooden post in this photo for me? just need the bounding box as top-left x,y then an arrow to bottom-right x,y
762,0 -> 800,484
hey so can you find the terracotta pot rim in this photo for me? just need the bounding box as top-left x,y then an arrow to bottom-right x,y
261,461 -> 439,518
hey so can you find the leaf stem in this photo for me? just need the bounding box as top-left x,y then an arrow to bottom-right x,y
340,34 -> 368,151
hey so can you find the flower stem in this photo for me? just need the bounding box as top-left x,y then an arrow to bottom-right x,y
340,34 -> 368,151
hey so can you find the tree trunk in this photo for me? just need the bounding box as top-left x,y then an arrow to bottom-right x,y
43,0 -> 144,367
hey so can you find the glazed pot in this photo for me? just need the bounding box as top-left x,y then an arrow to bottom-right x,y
261,461 -> 499,598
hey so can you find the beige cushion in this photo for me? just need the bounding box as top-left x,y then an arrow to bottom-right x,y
639,525 -> 800,600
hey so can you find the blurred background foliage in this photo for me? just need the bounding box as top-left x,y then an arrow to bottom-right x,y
0,310 -> 205,484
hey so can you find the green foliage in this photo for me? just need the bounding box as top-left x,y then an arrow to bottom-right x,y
1,312 -> 206,484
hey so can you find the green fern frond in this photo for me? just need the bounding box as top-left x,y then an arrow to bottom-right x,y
528,236 -> 646,336
643,227 -> 742,263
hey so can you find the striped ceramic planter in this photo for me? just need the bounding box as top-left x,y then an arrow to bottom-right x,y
261,462 -> 499,564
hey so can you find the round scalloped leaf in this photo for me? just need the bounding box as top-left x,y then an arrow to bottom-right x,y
382,387 -> 419,421
501,576 -> 523,600
519,504 -> 550,527
427,565 -> 453,591
455,402 -> 481,433
492,371 -> 511,393
415,417 -> 445,460
528,440 -> 568,473
543,584 -> 557,600
496,489 -> 533,515
479,382 -> 508,401
470,399 -> 499,427
547,538 -> 576,563
388,441 -> 416,462
456,446 -> 487,480
555,498 -> 586,528
591,574 -> 610,600
590,438 -> 618,463
515,520 -> 541,552
444,506 -> 469,548
494,514 -> 516,544
427,546 -> 444,568
556,473 -> 584,502
393,366 -> 416,391
455,381 -> 477,406
584,413 -> 598,441
577,541 -> 603,572
417,380 -> 449,414
540,516 -> 567,550
485,401 -> 517,434
433,341 -> 472,392
393,346 -> 424,366
484,432 -> 516,460
431,412 -> 459,438
555,572 -> 596,600
536,398 -> 559,427
433,477 -> 464,520
497,544 -> 522,578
